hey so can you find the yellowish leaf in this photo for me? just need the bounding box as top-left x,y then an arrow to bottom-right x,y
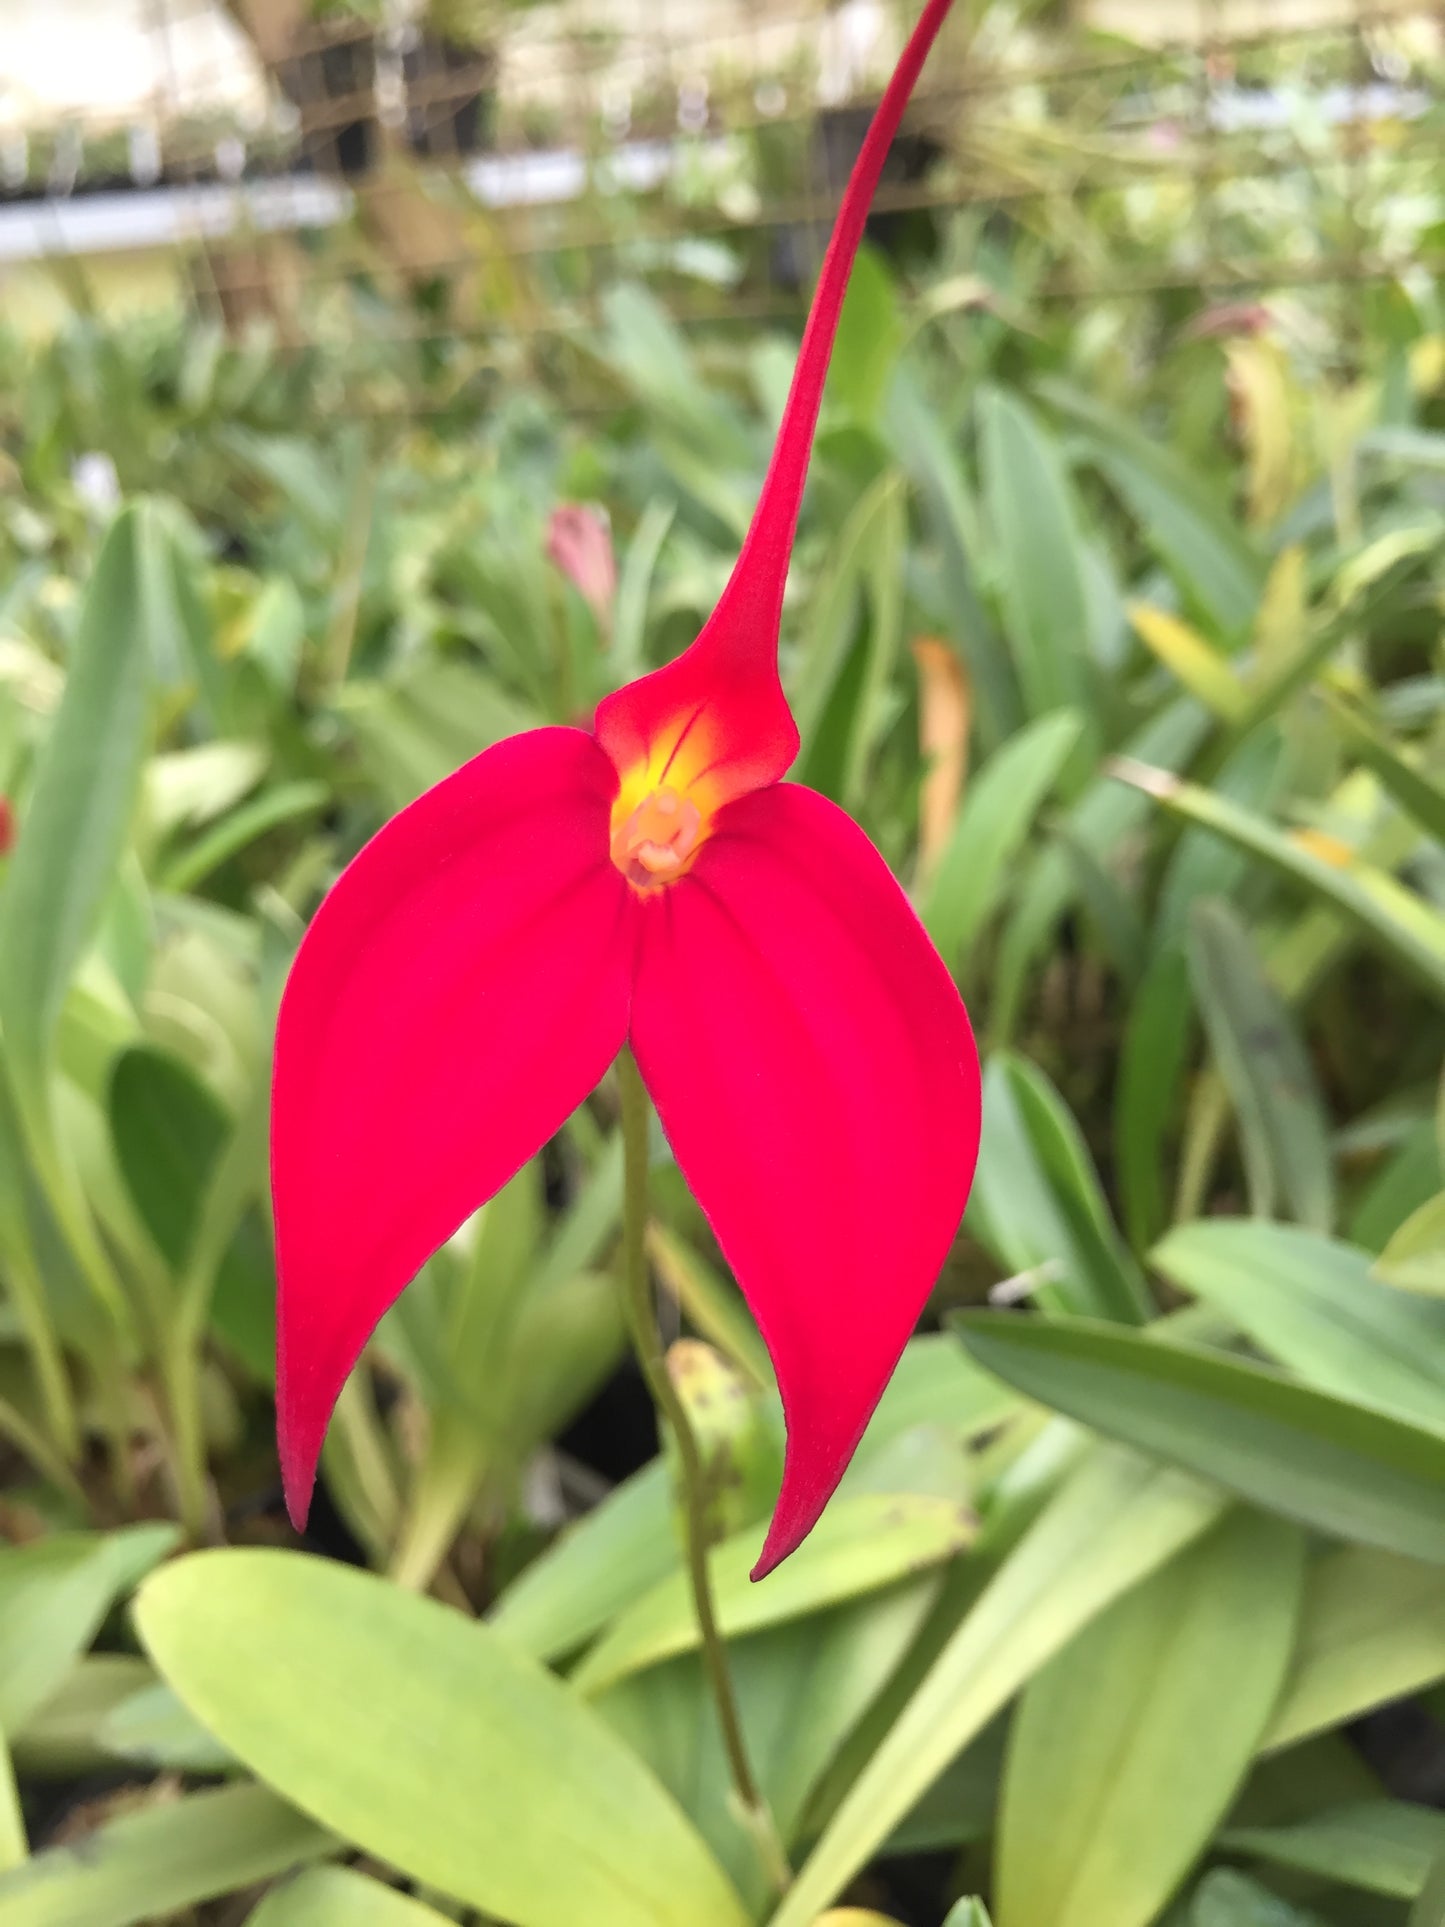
911,637 -> 972,884
1127,604 -> 1248,722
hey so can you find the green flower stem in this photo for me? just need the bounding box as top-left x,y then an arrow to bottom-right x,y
616,1050 -> 788,1886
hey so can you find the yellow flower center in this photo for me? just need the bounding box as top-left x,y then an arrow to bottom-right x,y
610,784 -> 703,893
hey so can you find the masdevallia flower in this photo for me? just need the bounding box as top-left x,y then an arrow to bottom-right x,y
273,0 -> 980,1579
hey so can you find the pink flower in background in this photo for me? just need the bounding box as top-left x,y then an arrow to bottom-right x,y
547,504 -> 617,630
271,0 -> 979,1581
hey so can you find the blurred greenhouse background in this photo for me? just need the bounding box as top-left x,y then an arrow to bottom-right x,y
3,1 -> 1445,1924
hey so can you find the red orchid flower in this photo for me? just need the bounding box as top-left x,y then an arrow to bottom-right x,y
273,0 -> 979,1580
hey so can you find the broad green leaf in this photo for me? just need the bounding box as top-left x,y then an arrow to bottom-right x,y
0,1782 -> 329,1927
1263,1546 -> 1445,1751
921,709 -> 1083,968
1377,1192 -> 1445,1296
599,1577 -> 942,1909
968,1054 -> 1152,1323
1187,902 -> 1335,1230
1412,1852 -> 1445,1927
1112,761 -> 1445,1005
1226,1802 -> 1445,1900
492,1459 -> 676,1664
1152,1220 -> 1445,1432
0,504 -> 154,1150
979,386 -> 1092,718
136,1550 -> 748,1927
996,1511 -> 1304,1927
250,1865 -> 453,1925
0,1525 -> 176,1734
769,1448 -> 1225,1927
573,1494 -> 974,1695
1128,603 -> 1248,721
955,1311 -> 1445,1561
1190,1869 -> 1328,1925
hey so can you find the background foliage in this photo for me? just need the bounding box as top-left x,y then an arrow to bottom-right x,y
1,4 -> 1445,1924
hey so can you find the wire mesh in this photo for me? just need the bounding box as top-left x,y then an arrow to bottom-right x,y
1,0 -> 1440,409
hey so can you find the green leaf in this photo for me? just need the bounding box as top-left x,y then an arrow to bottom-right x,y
1226,1802 -> 1445,1900
492,1460 -> 676,1664
1377,1192 -> 1445,1296
769,1448 -> 1226,1927
1262,1546 -> 1445,1752
250,1865 -> 454,1926
1116,947 -> 1194,1250
1190,1869 -> 1328,1926
1152,1219 -> 1445,1433
829,246 -> 904,425
993,697 -> 1210,1041
921,709 -> 1083,968
996,1511 -> 1304,1927
389,1171 -> 544,1591
0,504 -> 154,1150
1112,762 -> 1445,1006
573,1494 -> 975,1695
159,780 -> 328,894
979,386 -> 1092,718
1412,1851 -> 1445,1927
144,742 -> 265,839
600,1578 -> 942,1909
793,470 -> 906,780
492,1335 -> 1012,1666
108,1046 -> 228,1271
944,1906 -> 995,1927
1039,380 -> 1264,635
968,1054 -> 1152,1323
15,1655 -> 232,1776
0,1782 -> 330,1927
954,1311 -> 1445,1561
887,366 -> 1021,748
612,499 -> 675,678
136,1550 -> 748,1927
1187,901 -> 1335,1230
1326,694 -> 1445,845
0,1526 -> 177,1734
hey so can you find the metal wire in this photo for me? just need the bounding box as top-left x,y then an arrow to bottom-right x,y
1,0 -> 1438,406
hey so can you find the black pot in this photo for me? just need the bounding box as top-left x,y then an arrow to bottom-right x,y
402,34 -> 498,161
276,24 -> 380,179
